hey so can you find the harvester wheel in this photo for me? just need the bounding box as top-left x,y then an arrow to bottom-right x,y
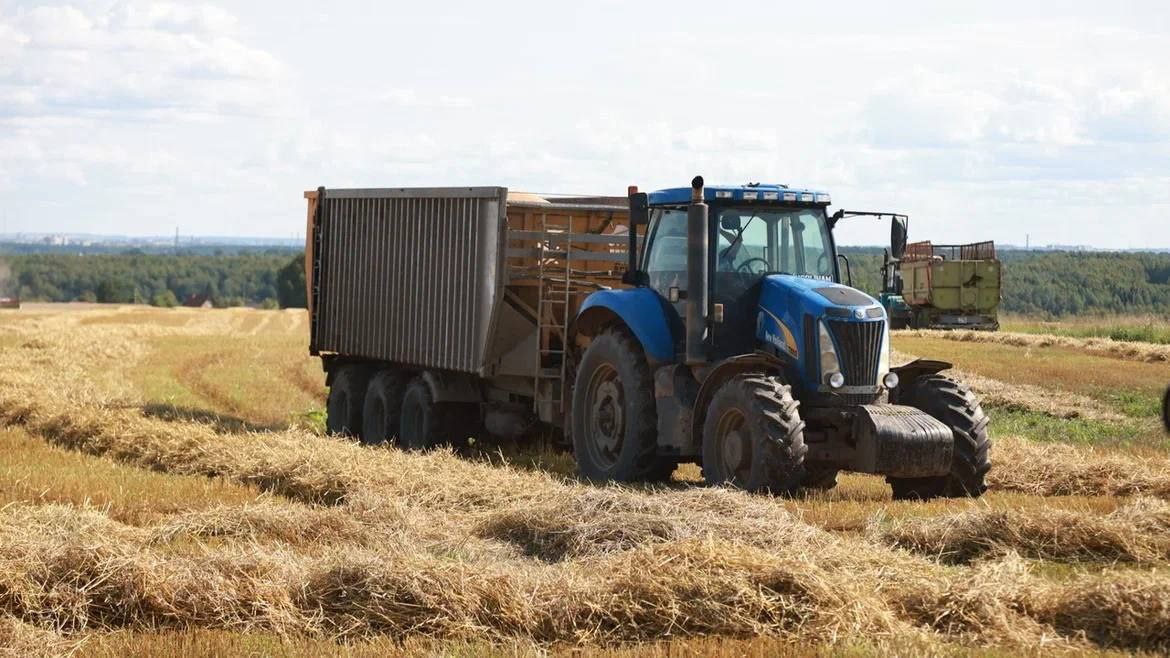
399,377 -> 442,451
361,369 -> 409,446
888,374 -> 991,500
571,328 -> 660,482
701,374 -> 807,494
326,365 -> 369,438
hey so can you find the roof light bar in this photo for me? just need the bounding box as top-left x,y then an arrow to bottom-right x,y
815,193 -> 831,204
800,192 -> 815,202
742,191 -> 758,200
715,190 -> 733,198
763,191 -> 779,200
783,192 -> 797,201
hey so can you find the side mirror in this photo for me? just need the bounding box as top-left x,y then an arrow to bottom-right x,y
891,217 -> 908,260
720,215 -> 741,231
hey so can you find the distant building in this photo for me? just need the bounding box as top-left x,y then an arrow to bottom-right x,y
182,293 -> 213,309
0,297 -> 20,310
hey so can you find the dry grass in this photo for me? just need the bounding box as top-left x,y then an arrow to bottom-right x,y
874,497 -> 1170,564
901,329 -> 1170,363
1,306 -> 1169,654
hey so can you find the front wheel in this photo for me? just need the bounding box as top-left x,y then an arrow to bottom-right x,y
701,374 -> 807,494
570,328 -> 660,482
888,374 -> 991,500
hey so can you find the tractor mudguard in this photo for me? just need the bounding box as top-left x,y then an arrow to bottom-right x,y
889,359 -> 951,404
574,288 -> 675,364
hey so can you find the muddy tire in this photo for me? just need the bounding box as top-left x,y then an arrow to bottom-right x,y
571,328 -> 659,482
888,374 -> 991,500
326,365 -> 369,438
701,374 -> 807,494
361,369 -> 409,446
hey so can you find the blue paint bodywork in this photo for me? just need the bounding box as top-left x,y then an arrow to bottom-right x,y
577,287 -> 675,363
755,275 -> 885,391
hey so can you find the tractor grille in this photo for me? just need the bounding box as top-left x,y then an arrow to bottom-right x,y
827,319 -> 883,386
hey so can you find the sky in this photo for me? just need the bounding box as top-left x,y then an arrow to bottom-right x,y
1,1 -> 1169,248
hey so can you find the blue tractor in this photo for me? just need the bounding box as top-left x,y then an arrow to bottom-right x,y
568,177 -> 991,499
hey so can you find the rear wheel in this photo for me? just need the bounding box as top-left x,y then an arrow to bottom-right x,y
571,328 -> 660,482
326,366 -> 369,438
399,378 -> 442,451
361,370 -> 409,446
888,374 -> 991,500
701,374 -> 807,494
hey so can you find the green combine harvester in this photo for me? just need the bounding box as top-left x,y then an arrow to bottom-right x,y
880,233 -> 1001,331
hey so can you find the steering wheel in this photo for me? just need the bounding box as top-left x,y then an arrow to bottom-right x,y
737,257 -> 770,275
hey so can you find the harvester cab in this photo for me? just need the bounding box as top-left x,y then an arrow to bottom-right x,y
571,177 -> 991,498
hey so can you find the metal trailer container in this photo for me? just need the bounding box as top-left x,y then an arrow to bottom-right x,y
900,241 -> 1001,330
304,186 -> 633,427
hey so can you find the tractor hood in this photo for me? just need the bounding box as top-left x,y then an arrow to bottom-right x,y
755,275 -> 888,392
760,275 -> 883,319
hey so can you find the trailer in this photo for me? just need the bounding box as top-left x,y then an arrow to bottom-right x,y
305,180 -> 991,500
900,241 -> 1001,330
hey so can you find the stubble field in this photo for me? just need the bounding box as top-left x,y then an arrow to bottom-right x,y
1,305 -> 1169,657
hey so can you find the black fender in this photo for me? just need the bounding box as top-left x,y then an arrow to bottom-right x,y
690,352 -> 789,452
889,359 -> 952,404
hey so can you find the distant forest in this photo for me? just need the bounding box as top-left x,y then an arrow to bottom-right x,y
2,248 -> 1169,317
0,251 -> 306,309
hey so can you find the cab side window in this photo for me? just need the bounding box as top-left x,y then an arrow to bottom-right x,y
644,209 -> 688,299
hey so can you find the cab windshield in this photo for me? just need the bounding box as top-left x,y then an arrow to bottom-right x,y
715,206 -> 835,280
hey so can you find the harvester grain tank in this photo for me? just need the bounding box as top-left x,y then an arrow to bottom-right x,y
305,178 -> 992,499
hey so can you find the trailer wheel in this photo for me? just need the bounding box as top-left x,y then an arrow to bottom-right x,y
701,374 -> 807,494
398,378 -> 443,451
326,366 -> 369,438
571,328 -> 659,482
362,370 -> 409,446
888,374 -> 991,500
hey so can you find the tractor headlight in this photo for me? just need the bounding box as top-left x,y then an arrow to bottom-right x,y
829,372 -> 846,389
883,372 -> 899,389
818,320 -> 841,386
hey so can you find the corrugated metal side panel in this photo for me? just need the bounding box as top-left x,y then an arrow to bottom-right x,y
312,188 -> 506,374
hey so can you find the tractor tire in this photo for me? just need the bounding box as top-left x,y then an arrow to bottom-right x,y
326,365 -> 369,438
701,374 -> 807,494
1162,384 -> 1170,433
801,467 -> 839,491
571,328 -> 660,482
888,374 -> 991,500
361,369 -> 409,446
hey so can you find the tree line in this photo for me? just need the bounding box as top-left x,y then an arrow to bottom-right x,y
2,249 -> 1169,317
0,252 -> 306,309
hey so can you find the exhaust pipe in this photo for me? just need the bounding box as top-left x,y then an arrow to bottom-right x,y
686,176 -> 709,366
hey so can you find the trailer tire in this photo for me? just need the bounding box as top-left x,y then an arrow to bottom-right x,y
361,370 -> 409,446
398,377 -> 444,451
701,374 -> 807,495
888,374 -> 991,500
571,328 -> 659,482
326,366 -> 369,438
